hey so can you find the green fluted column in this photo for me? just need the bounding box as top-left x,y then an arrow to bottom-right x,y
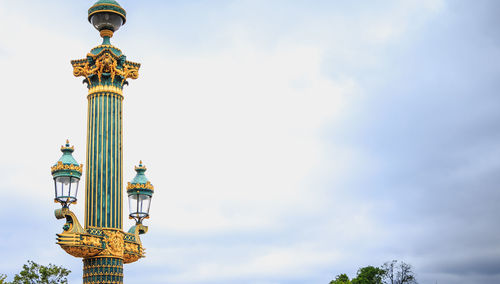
83,87 -> 126,284
85,91 -> 123,229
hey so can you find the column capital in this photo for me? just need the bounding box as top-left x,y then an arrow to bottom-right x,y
71,45 -> 140,90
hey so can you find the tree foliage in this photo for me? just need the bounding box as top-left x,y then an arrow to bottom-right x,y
1,261 -> 71,284
330,260 -> 417,284
351,266 -> 385,284
330,273 -> 351,284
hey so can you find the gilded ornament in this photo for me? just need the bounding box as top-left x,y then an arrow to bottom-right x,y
71,48 -> 140,87
61,245 -> 102,258
87,85 -> 123,97
100,29 -> 114,38
82,235 -> 103,248
55,212 -> 146,262
102,230 -> 125,258
126,181 -> 154,191
51,161 -> 83,174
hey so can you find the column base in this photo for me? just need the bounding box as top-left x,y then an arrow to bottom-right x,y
83,257 -> 123,284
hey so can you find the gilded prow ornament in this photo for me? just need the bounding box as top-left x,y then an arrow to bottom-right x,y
55,209 -> 147,263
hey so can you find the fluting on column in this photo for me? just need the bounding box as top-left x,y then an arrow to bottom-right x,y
83,258 -> 124,284
85,92 -> 123,229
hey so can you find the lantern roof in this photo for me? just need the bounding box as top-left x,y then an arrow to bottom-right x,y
127,161 -> 154,194
51,140 -> 83,178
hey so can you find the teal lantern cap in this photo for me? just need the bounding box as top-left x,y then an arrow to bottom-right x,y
127,161 -> 154,223
127,160 -> 154,196
51,140 -> 83,179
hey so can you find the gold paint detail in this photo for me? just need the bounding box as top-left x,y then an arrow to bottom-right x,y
100,29 -> 114,38
126,181 -> 154,191
85,94 -> 123,229
100,95 -> 104,228
88,8 -> 126,22
88,85 -> 123,97
61,141 -> 74,151
85,96 -> 89,225
55,226 -> 145,261
72,49 -> 140,86
101,230 -> 124,258
55,209 -> 101,258
82,235 -> 103,247
105,95 -> 109,228
51,161 -> 83,174
134,162 -> 146,171
55,208 -> 85,234
61,245 -> 102,258
123,241 -> 144,264
123,224 -> 148,264
82,259 -> 124,283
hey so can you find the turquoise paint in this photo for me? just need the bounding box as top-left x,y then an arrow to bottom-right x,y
86,93 -> 123,229
51,142 -> 82,179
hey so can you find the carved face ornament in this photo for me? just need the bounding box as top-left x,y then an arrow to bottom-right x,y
101,53 -> 114,73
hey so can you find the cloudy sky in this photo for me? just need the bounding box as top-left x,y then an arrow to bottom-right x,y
1,0 -> 499,283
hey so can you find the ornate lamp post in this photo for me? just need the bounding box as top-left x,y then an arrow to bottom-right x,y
51,1 -> 152,283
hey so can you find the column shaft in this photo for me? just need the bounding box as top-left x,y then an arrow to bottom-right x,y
85,92 -> 123,229
83,257 -> 124,283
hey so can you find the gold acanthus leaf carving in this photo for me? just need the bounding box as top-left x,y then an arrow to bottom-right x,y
124,242 -> 143,254
72,51 -> 140,86
126,181 -> 154,191
82,235 -> 103,248
51,161 -> 83,174
123,242 -> 144,264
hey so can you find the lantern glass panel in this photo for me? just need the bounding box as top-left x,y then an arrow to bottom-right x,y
141,196 -> 151,215
128,194 -> 151,220
54,176 -> 79,205
90,12 -> 123,32
70,177 -> 79,200
129,194 -> 138,216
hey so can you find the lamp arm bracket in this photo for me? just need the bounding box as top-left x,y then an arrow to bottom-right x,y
129,223 -> 148,236
54,208 -> 84,234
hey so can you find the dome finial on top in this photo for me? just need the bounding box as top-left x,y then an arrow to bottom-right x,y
88,0 -> 127,40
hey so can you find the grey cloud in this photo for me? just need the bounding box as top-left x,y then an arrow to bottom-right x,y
321,1 -> 500,283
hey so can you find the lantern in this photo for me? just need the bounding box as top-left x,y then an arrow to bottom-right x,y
51,140 -> 82,207
127,161 -> 154,223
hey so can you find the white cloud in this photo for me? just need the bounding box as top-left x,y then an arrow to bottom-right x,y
0,1 -> 454,283
131,41 -> 351,234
